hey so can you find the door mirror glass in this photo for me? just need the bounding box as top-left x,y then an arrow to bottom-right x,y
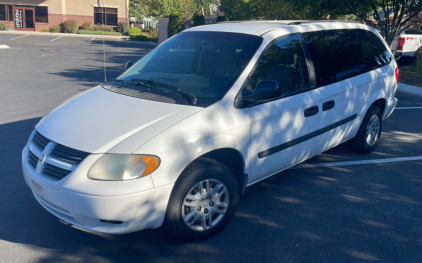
125,61 -> 133,71
243,80 -> 281,101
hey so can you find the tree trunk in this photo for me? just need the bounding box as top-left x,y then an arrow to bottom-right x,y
386,28 -> 400,49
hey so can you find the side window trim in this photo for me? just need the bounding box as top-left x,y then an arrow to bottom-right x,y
235,33 -> 314,109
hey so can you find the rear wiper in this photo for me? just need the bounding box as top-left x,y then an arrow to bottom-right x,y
132,78 -> 197,105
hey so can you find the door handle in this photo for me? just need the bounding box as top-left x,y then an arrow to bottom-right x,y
304,106 -> 319,117
322,100 -> 335,111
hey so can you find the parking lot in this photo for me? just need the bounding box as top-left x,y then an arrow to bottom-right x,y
1,33 -> 422,263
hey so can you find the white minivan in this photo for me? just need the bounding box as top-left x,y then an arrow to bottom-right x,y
22,21 -> 398,241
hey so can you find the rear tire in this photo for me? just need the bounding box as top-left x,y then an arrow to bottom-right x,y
351,105 -> 382,154
164,157 -> 239,241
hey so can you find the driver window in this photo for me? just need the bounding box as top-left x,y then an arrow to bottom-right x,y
250,35 -> 310,99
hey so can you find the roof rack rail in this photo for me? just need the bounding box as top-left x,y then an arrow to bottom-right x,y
217,20 -> 248,24
217,20 -> 297,24
288,20 -> 363,25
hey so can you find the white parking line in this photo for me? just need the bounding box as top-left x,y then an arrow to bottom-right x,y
50,36 -> 63,42
293,156 -> 422,169
88,38 -> 95,43
10,35 -> 29,40
395,107 -> 422,110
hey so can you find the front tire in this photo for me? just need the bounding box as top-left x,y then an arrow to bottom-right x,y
164,158 -> 239,241
351,105 -> 382,153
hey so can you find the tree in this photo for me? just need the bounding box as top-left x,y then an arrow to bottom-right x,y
130,0 -> 218,21
220,0 -> 319,21
193,13 -> 206,26
289,0 -> 422,47
168,13 -> 184,37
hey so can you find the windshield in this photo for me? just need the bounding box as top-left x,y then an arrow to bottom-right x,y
117,31 -> 263,104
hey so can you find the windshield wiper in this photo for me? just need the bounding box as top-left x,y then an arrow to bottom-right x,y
106,79 -> 149,88
132,78 -> 197,105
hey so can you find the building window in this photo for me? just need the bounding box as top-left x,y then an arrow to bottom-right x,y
0,5 -> 13,21
94,7 -> 118,26
0,4 -> 6,21
0,5 -> 5,21
35,6 -> 48,23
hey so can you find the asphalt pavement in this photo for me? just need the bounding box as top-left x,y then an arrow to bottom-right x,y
0,33 -> 421,263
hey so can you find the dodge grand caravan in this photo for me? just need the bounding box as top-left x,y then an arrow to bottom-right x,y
22,20 -> 398,241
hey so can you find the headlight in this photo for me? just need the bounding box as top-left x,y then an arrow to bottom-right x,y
88,154 -> 160,181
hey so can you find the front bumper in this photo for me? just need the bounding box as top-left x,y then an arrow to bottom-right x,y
383,96 -> 398,120
22,147 -> 173,235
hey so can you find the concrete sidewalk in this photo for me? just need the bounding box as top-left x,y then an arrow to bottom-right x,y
398,83 -> 422,97
0,30 -> 128,40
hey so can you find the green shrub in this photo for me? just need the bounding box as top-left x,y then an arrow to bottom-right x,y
77,30 -> 122,36
63,20 -> 79,33
168,14 -> 183,38
117,22 -> 129,33
217,16 -> 227,23
92,24 -> 102,31
142,28 -> 152,33
130,33 -> 147,41
411,52 -> 422,78
129,31 -> 158,42
129,27 -> 141,34
193,13 -> 205,27
49,25 -> 61,33
40,28 -> 49,32
82,22 -> 93,31
0,23 -> 9,30
92,24 -> 113,32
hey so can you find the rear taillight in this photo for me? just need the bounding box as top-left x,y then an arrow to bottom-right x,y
397,37 -> 405,50
395,67 -> 399,83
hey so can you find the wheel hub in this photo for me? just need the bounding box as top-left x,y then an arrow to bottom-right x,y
181,179 -> 229,232
366,115 -> 380,146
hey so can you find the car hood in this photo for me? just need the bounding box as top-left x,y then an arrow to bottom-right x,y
36,87 -> 202,153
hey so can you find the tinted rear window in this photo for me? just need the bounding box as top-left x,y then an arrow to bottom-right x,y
348,29 -> 392,72
303,30 -> 361,87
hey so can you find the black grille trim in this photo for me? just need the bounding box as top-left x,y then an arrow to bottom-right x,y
43,163 -> 72,180
50,144 -> 89,165
32,131 -> 50,150
28,151 -> 38,169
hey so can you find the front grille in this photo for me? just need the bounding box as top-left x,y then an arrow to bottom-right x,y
28,151 -> 38,169
32,131 -> 50,149
50,144 -> 89,165
43,163 -> 72,180
27,130 -> 90,181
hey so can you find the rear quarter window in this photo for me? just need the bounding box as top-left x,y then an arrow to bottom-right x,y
348,29 -> 393,72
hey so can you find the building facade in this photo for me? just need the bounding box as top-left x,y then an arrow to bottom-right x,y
0,0 -> 128,31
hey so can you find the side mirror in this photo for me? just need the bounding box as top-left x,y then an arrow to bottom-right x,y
242,80 -> 281,102
125,61 -> 133,71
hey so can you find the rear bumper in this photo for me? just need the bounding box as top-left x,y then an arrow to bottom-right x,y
394,50 -> 415,58
22,147 -> 173,234
383,96 -> 398,119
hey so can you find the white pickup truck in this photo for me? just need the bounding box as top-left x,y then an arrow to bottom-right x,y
393,30 -> 422,60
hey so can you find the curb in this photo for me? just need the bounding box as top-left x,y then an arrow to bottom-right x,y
0,30 -> 128,40
0,31 -> 158,45
398,83 -> 422,97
